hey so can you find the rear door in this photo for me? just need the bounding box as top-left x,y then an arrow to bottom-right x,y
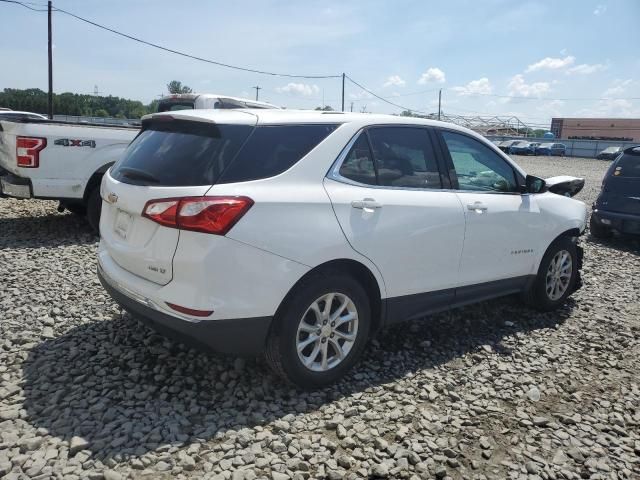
601,151 -> 640,215
100,115 -> 255,285
324,126 -> 465,317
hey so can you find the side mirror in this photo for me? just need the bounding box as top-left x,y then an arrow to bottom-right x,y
524,175 -> 546,194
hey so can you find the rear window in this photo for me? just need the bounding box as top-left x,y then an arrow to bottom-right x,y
110,120 -> 253,186
217,124 -> 338,184
614,153 -> 640,178
111,121 -> 338,187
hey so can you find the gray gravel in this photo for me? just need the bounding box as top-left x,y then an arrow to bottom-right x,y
1,155 -> 639,479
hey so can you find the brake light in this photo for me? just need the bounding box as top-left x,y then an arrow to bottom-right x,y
142,196 -> 253,235
16,137 -> 47,168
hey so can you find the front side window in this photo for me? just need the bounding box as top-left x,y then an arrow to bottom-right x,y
367,127 -> 442,189
441,130 -> 518,193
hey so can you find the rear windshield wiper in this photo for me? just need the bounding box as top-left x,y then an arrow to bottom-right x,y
118,167 -> 160,184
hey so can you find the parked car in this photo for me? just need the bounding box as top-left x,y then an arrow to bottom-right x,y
529,142 -> 541,153
596,146 -> 623,160
498,140 -> 520,152
0,110 -> 48,121
97,109 -> 587,388
0,117 -> 138,230
590,146 -> 640,237
537,143 -> 566,156
509,142 -> 536,155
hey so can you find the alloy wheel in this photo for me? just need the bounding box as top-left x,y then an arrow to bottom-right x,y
545,250 -> 573,301
296,292 -> 359,372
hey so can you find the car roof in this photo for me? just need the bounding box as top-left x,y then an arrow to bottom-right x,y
145,108 -> 482,133
0,110 -> 47,118
158,93 -> 279,109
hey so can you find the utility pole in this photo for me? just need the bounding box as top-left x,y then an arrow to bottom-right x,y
252,86 -> 261,101
341,73 -> 345,112
47,0 -> 53,119
437,89 -> 442,121
350,102 -> 354,112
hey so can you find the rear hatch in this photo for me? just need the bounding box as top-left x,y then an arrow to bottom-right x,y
599,149 -> 640,215
100,112 -> 257,284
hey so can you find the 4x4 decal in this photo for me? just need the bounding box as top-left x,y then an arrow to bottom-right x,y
54,139 -> 96,148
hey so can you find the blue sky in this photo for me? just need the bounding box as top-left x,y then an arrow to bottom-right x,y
1,0 -> 639,127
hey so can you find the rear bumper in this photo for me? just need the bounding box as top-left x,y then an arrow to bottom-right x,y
0,171 -> 32,198
592,208 -> 640,235
98,264 -> 272,355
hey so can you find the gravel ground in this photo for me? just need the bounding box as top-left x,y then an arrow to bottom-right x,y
0,155 -> 638,480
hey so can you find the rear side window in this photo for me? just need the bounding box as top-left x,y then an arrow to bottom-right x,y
367,127 -> 441,188
111,120 -> 253,186
614,153 -> 640,178
339,134 -> 377,185
218,124 -> 338,183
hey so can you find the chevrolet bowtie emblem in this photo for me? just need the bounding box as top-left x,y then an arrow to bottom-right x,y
107,192 -> 118,204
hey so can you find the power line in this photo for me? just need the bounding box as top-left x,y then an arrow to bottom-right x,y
45,5 -> 341,79
0,0 -> 49,11
345,75 -> 431,115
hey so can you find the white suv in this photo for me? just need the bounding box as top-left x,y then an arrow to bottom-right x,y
97,109 -> 587,388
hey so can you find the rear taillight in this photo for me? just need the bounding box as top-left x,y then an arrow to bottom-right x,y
16,136 -> 47,168
142,196 -> 253,235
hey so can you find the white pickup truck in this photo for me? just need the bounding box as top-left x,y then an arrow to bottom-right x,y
0,118 -> 138,230
0,94 -> 279,230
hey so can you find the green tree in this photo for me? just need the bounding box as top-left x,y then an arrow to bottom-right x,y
166,80 -> 193,94
94,109 -> 109,117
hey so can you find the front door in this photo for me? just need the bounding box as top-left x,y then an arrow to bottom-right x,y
437,129 -> 544,287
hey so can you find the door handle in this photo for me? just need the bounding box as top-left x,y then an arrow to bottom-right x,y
351,198 -> 383,211
467,201 -> 488,213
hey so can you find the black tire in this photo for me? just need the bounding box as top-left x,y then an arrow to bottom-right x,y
265,271 -> 371,389
61,202 -> 87,216
522,236 -> 578,312
589,215 -> 612,239
86,186 -> 102,234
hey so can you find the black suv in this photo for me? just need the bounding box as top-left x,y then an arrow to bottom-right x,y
591,146 -> 640,237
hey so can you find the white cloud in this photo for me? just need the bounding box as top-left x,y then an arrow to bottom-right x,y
603,79 -> 633,97
451,77 -> 492,96
525,56 -> 575,73
383,75 -> 406,88
507,74 -> 551,97
418,67 -> 446,84
593,4 -> 607,15
349,91 -> 373,100
566,63 -> 606,75
276,82 -> 320,96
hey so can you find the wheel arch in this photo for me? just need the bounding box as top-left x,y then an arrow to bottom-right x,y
271,258 -> 384,337
83,162 -> 114,202
534,227 -> 582,271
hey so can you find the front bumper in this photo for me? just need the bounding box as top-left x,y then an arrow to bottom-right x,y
98,264 -> 272,356
0,171 -> 32,198
592,209 -> 640,235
